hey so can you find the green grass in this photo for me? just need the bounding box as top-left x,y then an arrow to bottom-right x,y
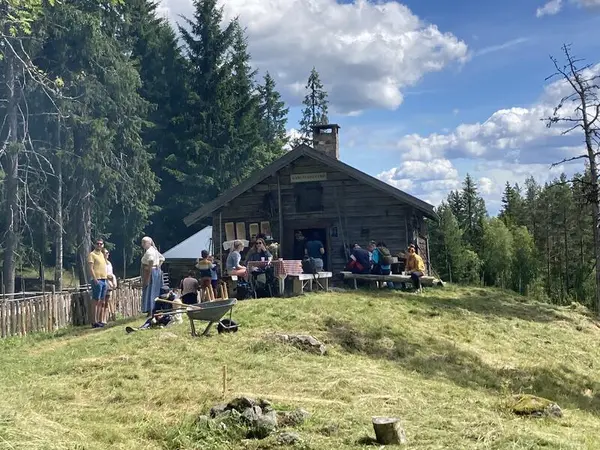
17,266 -> 79,289
1,286 -> 600,449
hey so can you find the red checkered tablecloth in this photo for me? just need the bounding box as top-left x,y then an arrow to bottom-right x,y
247,259 -> 303,277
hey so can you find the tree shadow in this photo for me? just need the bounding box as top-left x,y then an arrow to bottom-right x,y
13,316 -> 144,344
324,317 -> 600,415
374,287 -> 581,324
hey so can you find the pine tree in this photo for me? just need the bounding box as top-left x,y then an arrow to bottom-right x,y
296,67 -> 329,146
452,174 -> 487,253
499,182 -> 525,228
121,0 -> 191,251
258,72 -> 289,156
225,20 -> 264,184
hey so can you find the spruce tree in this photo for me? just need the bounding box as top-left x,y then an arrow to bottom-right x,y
296,67 -> 329,146
258,71 -> 289,156
460,174 -> 487,253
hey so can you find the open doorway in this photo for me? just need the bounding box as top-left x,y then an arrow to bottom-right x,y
292,228 -> 328,270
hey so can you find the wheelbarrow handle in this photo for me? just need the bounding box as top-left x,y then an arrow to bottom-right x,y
155,297 -> 202,310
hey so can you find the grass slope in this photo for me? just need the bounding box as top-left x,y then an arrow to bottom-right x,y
1,286 -> 600,449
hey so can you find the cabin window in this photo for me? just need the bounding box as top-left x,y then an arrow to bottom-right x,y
294,182 -> 323,213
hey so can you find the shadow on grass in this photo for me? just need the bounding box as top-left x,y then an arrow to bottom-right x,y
0,315 -> 146,346
324,317 -> 600,415
367,287 -> 577,324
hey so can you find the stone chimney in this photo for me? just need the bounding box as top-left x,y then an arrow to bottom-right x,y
312,124 -> 340,159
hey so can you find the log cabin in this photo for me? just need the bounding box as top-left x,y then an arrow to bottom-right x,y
183,124 -> 436,275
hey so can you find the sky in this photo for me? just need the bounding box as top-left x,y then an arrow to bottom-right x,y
157,0 -> 600,214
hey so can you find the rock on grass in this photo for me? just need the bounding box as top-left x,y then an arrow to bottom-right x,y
511,394 -> 563,418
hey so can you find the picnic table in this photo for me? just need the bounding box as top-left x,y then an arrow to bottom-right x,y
247,259 -> 303,296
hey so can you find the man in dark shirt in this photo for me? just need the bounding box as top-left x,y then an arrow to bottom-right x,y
305,232 -> 325,271
349,244 -> 371,274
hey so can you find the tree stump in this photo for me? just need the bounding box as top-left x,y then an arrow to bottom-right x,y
372,416 -> 407,445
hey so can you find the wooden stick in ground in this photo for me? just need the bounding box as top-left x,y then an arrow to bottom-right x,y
372,417 -> 407,445
222,365 -> 227,399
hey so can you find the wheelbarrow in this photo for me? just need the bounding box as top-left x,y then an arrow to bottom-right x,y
186,298 -> 238,337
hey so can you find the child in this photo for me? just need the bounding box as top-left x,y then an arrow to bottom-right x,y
208,255 -> 219,293
196,250 -> 215,301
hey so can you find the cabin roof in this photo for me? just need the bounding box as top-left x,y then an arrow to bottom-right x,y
183,144 -> 436,226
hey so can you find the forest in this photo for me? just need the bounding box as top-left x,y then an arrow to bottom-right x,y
2,1 -> 599,310
429,171 -> 597,307
0,0 -> 332,293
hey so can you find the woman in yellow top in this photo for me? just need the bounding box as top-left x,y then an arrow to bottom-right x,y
405,244 -> 425,293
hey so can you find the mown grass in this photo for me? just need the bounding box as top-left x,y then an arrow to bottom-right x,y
1,286 -> 600,449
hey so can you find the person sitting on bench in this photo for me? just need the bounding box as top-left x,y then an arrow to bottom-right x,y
405,244 -> 425,293
371,242 -> 393,275
227,240 -> 248,279
347,244 -> 371,274
180,270 -> 199,305
248,238 -> 272,263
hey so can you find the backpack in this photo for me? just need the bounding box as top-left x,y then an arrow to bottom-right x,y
302,257 -> 317,275
235,281 -> 254,300
378,247 -> 394,265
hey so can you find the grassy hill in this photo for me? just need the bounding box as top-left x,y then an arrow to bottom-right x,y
1,286 -> 600,449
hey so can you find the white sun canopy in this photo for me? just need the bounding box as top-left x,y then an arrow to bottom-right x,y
162,226 -> 213,259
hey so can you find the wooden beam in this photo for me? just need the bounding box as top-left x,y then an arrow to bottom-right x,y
277,174 -> 284,254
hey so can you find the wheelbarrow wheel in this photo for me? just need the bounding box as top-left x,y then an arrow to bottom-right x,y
217,318 -> 238,334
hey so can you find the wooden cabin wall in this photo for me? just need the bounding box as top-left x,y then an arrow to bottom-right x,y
211,155 -> 426,273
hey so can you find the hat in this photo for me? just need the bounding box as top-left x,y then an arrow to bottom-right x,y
159,285 -> 170,296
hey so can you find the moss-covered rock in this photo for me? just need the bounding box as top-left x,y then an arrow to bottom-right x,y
511,395 -> 563,418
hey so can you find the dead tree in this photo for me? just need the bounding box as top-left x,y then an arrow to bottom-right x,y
545,44 -> 600,313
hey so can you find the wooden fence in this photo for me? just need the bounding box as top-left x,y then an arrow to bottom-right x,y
0,284 -> 143,338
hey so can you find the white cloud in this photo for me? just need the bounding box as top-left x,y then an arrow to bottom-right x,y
157,0 -> 468,114
536,0 -> 600,17
536,0 -> 563,17
376,64 -> 599,212
478,177 -> 493,195
475,38 -> 530,57
395,64 -> 600,166
377,158 -> 462,207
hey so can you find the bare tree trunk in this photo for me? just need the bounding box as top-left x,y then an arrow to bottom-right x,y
1,48 -> 20,295
39,214 -> 47,291
545,45 -> 600,311
76,181 -> 92,286
54,119 -> 63,291
563,205 -> 568,295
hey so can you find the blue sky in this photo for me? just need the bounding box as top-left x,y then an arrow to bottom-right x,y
159,0 -> 600,214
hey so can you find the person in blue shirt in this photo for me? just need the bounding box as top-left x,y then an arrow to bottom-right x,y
371,242 -> 392,275
305,232 -> 325,271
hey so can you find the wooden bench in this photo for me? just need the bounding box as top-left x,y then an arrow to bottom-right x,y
288,272 -> 333,295
340,271 -> 444,289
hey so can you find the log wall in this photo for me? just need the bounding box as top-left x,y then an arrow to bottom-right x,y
211,155 -> 430,274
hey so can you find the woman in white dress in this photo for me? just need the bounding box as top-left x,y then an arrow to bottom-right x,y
140,236 -> 165,315
104,249 -> 117,322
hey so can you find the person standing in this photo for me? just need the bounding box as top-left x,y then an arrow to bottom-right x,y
104,249 -> 118,322
305,232 -> 325,271
88,239 -> 108,328
141,236 -> 165,315
196,250 -> 215,301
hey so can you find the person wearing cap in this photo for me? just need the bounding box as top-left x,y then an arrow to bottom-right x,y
126,286 -> 181,333
405,244 -> 425,293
